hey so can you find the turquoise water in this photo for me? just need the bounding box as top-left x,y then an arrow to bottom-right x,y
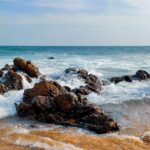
0,46 -> 150,78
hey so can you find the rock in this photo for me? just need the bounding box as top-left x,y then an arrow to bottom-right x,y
31,96 -> 55,114
134,70 -> 150,80
63,86 -> 71,92
4,70 -> 23,91
17,85 -> 119,134
72,86 -> 91,95
0,84 -> 7,94
23,80 -> 67,103
54,93 -> 81,113
13,57 -> 40,77
2,64 -> 12,71
65,68 -> 77,74
0,69 -> 3,77
0,70 -> 23,95
77,69 -> 88,79
85,74 -> 98,84
16,102 -> 34,117
110,70 -> 150,84
110,75 -> 132,84
48,57 -> 55,60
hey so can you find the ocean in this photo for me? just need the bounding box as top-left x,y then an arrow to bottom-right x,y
0,46 -> 150,150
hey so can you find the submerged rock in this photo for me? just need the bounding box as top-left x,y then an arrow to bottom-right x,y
13,57 -> 40,77
48,56 -> 55,60
17,80 -> 119,134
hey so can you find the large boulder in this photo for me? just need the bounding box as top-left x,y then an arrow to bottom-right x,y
23,80 -> 67,103
13,58 -> 40,77
17,80 -> 119,134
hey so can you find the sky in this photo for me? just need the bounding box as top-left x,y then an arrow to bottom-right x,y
0,0 -> 150,46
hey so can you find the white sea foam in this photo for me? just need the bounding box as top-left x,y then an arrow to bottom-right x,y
87,80 -> 150,105
14,136 -> 82,150
0,75 -> 35,119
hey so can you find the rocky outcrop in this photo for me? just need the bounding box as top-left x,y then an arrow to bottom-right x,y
16,80 -> 119,134
13,58 -> 40,77
23,80 -> 67,103
0,70 -> 23,94
110,70 -> 150,84
65,68 -> 109,95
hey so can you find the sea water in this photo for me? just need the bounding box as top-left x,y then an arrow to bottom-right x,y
0,46 -> 150,149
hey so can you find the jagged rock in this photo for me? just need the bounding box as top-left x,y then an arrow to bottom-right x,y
31,96 -> 55,114
17,80 -> 119,134
23,80 -> 67,103
54,93 -> 81,113
16,102 -> 34,117
72,86 -> 91,95
4,70 -> 23,91
0,70 -> 23,94
13,58 -> 40,77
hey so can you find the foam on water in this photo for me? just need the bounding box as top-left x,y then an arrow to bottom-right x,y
87,80 -> 150,105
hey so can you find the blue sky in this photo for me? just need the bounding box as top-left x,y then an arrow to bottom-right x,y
0,0 -> 150,45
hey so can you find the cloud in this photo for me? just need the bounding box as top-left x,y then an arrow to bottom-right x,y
1,0 -> 150,14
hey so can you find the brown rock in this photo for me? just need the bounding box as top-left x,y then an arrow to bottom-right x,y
23,80 -> 67,103
13,57 -> 40,77
4,70 -> 23,91
31,96 -> 55,113
0,84 -> 7,94
16,102 -> 34,117
77,69 -> 88,79
54,93 -> 80,113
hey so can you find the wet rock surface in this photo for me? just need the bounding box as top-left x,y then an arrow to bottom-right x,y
65,68 -> 109,95
110,70 -> 150,84
17,80 -> 119,134
13,58 -> 40,77
0,70 -> 23,94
